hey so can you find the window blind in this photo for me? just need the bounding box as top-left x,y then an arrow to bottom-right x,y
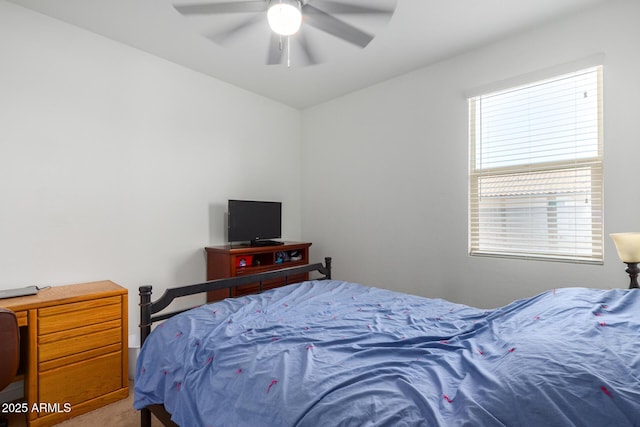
469,66 -> 603,263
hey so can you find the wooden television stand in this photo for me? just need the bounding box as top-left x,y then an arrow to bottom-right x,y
204,241 -> 312,302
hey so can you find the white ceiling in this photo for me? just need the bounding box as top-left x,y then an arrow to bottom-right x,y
9,0 -> 610,109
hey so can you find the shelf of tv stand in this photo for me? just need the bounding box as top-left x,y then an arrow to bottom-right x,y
204,241 -> 312,302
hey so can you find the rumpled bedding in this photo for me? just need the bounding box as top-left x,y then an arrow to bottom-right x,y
134,280 -> 640,426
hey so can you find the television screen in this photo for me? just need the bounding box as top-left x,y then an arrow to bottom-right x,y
228,200 -> 282,245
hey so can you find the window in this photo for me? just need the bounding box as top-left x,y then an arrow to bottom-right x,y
469,66 -> 603,263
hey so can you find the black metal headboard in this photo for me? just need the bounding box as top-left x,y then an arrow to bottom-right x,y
139,257 -> 332,345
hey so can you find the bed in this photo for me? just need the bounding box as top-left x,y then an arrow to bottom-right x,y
134,257 -> 640,426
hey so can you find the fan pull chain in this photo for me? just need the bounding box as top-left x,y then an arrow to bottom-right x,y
277,35 -> 292,68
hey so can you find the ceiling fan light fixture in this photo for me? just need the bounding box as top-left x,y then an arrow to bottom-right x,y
267,0 -> 302,36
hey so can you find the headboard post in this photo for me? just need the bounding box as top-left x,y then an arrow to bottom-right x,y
325,257 -> 332,280
139,285 -> 152,345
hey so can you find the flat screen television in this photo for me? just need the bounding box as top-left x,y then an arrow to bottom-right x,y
227,200 -> 283,246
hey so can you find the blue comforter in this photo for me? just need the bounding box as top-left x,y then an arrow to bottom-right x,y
134,281 -> 640,426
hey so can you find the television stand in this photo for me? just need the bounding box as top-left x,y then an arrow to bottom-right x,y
250,240 -> 284,247
204,242 -> 312,302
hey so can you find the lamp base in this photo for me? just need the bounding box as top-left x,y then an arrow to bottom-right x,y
624,262 -> 640,289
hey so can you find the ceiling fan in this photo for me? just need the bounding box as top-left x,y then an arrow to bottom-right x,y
172,0 -> 397,66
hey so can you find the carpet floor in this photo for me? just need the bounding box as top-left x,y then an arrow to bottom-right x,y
5,382 -> 164,426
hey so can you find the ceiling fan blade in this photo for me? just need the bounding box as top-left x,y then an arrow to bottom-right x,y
303,4 -> 374,48
207,14 -> 264,44
297,32 -> 321,66
174,1 -> 267,16
267,32 -> 284,65
307,1 -> 395,15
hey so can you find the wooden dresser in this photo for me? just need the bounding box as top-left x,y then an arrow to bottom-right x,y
0,280 -> 128,426
205,242 -> 312,302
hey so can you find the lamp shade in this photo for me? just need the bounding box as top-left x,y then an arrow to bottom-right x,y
610,232 -> 640,262
267,0 -> 302,36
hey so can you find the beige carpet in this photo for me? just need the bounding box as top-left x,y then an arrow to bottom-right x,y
5,382 -> 163,427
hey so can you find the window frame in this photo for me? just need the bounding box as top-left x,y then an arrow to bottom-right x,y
468,66 -> 603,264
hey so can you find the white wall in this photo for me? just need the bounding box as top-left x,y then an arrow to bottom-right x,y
0,1 -> 303,336
302,0 -> 640,308
3,0 -> 639,338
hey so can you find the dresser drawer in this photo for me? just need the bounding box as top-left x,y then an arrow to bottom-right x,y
234,273 -> 308,297
38,319 -> 122,363
38,296 -> 122,335
38,351 -> 123,406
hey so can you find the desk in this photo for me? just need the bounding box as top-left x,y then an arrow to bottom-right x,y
0,281 -> 128,426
